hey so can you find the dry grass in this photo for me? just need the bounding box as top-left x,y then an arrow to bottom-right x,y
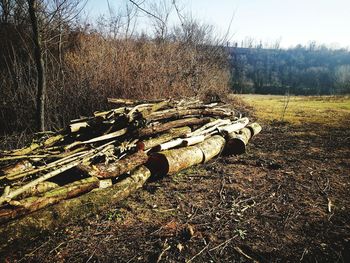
237,94 -> 350,126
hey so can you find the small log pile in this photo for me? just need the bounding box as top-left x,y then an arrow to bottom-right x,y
0,98 -> 261,224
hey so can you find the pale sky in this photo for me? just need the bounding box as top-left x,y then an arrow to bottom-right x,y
86,0 -> 350,48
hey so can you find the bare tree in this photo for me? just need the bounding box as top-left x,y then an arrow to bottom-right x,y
0,0 -> 11,23
148,0 -> 172,39
28,0 -> 46,131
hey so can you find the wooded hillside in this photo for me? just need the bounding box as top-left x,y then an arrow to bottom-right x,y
229,45 -> 350,95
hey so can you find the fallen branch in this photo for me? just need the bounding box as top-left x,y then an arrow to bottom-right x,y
0,177 -> 99,223
0,142 -> 115,205
64,128 -> 127,150
6,149 -> 89,181
137,126 -> 191,150
218,117 -> 249,134
147,108 -> 234,122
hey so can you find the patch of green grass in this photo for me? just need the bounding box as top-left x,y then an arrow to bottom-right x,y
106,209 -> 124,221
237,94 -> 350,125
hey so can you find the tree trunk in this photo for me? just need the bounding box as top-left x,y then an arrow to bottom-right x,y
147,135 -> 225,175
78,151 -> 149,179
0,177 -> 99,223
147,146 -> 204,176
28,0 -> 46,131
196,135 -> 226,162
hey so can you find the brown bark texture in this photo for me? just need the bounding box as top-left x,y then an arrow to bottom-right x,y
79,150 -> 149,179
147,135 -> 226,175
138,117 -> 211,137
0,166 -> 151,250
28,0 -> 47,131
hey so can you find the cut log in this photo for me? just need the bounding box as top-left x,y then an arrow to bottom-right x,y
224,128 -> 252,155
147,108 -> 235,122
6,134 -> 63,157
93,107 -> 126,119
147,146 -> 204,175
153,138 -> 184,152
196,135 -> 226,162
0,177 -> 99,223
5,149 -> 89,181
153,134 -> 208,152
69,122 -> 89,133
99,179 -> 112,189
0,142 -> 115,205
139,100 -> 169,118
0,166 -> 151,250
138,117 -> 211,137
247,122 -> 262,136
147,135 -> 226,175
79,150 -> 148,179
9,143 -> 40,156
107,98 -> 137,105
16,181 -> 59,199
127,103 -> 154,121
186,119 -> 231,137
137,126 -> 191,150
43,134 -> 64,147
70,115 -> 98,124
224,123 -> 262,155
182,135 -> 206,147
0,155 -> 50,162
218,117 -> 249,134
1,160 -> 33,176
64,128 -> 127,150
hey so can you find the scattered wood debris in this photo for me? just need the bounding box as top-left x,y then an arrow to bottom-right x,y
0,98 -> 261,224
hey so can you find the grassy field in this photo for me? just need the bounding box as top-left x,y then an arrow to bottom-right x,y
237,94 -> 350,125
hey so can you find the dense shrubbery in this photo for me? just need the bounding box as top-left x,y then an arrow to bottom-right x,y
63,34 -> 229,111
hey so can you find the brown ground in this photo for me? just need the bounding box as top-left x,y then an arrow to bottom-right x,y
1,112 -> 350,262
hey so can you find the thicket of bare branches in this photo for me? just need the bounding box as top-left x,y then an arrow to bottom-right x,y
0,0 -> 230,135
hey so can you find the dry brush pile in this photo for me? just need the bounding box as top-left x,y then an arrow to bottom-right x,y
0,98 -> 261,229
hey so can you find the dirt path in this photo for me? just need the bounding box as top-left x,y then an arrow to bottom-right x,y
1,120 -> 350,262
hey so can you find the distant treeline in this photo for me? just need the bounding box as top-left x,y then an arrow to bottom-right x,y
228,45 -> 350,95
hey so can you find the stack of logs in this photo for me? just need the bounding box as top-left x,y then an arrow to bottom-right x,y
0,98 -> 261,223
